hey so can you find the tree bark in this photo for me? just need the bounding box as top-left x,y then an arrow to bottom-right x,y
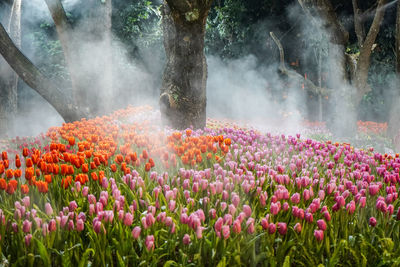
0,0 -> 21,137
396,0 -> 400,74
0,23 -> 86,122
160,0 -> 213,129
352,0 -> 365,46
353,0 -> 387,106
44,0 -> 113,115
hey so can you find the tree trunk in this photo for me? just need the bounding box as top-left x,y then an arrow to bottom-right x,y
0,23 -> 86,122
160,0 -> 213,129
0,0 -> 21,137
396,0 -> 400,74
352,0 -> 387,107
44,0 -> 113,116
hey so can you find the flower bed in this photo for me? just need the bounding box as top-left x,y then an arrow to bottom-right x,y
0,105 -> 399,266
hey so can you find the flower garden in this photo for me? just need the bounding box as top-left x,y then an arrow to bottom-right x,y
0,105 -> 399,266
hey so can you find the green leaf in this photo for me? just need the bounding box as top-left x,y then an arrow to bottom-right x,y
216,256 -> 226,267
283,255 -> 290,267
79,248 -> 95,267
35,238 -> 50,266
163,260 -> 178,267
116,251 -> 125,267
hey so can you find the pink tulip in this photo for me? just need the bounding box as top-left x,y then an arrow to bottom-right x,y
22,196 -> 30,207
132,226 -> 141,239
42,223 -> 49,236
196,226 -> 204,239
82,186 -> 89,197
277,222 -> 287,235
369,217 -> 377,227
233,219 -> 242,234
124,213 -> 134,226
76,219 -> 84,232
183,234 -> 191,245
314,229 -> 324,242
25,234 -> 32,246
261,218 -> 269,230
214,217 -> 223,232
317,219 -> 327,231
222,225 -> 230,239
369,184 -> 379,196
68,220 -> 74,231
268,223 -> 276,234
69,201 -> 78,212
305,213 -> 313,223
209,209 -> 216,219
294,222 -> 302,233
22,220 -> 32,233
145,235 -> 155,251
232,194 -> 240,207
246,218 -> 255,234
291,193 -> 300,204
48,219 -> 56,232
168,200 -> 176,211
45,203 -> 53,216
243,205 -> 252,217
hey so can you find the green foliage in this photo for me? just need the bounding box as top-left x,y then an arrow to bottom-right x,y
29,23 -> 69,83
113,0 -> 162,58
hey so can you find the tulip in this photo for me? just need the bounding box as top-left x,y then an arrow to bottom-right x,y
261,218 -> 269,230
233,219 -> 242,234
314,229 -> 324,242
183,234 -> 191,245
145,235 -> 155,251
268,223 -> 276,234
76,219 -> 84,232
294,222 -> 302,233
45,203 -> 53,216
22,220 -> 32,233
317,219 -> 327,231
132,226 -> 141,239
48,219 -> 57,232
25,234 -> 32,246
369,217 -> 377,227
243,205 -> 252,217
246,218 -> 255,234
69,201 -> 78,212
221,225 -> 230,239
124,213 -> 134,226
277,222 -> 287,235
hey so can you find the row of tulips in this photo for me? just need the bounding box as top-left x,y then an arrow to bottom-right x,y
0,106 -> 399,266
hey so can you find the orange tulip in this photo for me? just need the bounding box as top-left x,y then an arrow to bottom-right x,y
82,163 -> 89,173
21,184 -> 29,194
110,164 -> 117,172
0,178 -> 6,190
22,148 -> 29,157
25,167 -> 34,180
1,151 -> 7,161
6,169 -> 13,179
44,175 -> 52,183
14,169 -> 22,178
145,162 -> 151,172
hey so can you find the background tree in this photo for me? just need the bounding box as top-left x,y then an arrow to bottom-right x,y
160,0 -> 213,129
0,0 -> 21,137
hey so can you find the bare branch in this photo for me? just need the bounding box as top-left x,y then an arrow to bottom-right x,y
0,23 -> 86,122
269,31 -> 330,97
352,0 -> 365,46
269,32 -> 286,71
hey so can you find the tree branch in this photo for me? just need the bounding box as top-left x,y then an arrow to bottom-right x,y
396,0 -> 400,73
298,0 -> 349,46
0,23 -> 85,122
352,0 -> 365,46
269,31 -> 330,97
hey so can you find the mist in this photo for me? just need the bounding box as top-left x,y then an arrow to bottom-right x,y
0,0 -> 398,146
